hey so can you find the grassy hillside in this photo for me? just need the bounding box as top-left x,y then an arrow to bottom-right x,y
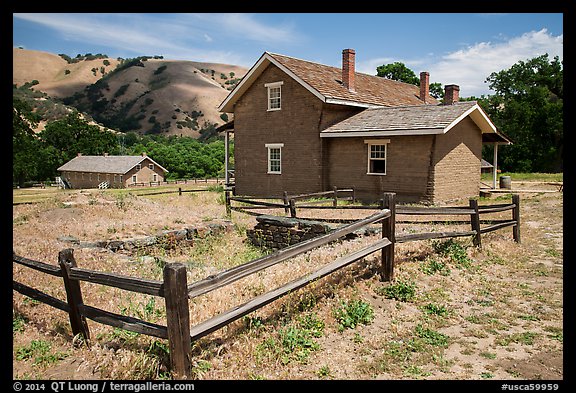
13,48 -> 247,138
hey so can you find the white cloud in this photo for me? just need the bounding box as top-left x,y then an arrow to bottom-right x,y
186,13 -> 302,45
13,13 -> 302,66
428,29 -> 563,97
355,28 -> 562,97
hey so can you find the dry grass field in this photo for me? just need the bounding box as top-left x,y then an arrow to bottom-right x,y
12,182 -> 564,381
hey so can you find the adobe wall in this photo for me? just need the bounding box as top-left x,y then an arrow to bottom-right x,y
432,117 -> 482,202
232,65 -> 361,198
233,64 -> 324,197
325,135 -> 434,203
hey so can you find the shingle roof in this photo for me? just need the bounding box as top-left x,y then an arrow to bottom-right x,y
268,52 -> 438,107
321,101 -> 477,134
57,155 -> 168,174
218,51 -> 438,112
481,159 -> 494,169
320,101 -> 512,144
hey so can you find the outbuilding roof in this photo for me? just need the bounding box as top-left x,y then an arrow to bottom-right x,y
320,101 -> 512,144
57,155 -> 168,174
219,52 -> 438,112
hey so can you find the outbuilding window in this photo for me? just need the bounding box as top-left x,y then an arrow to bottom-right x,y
366,139 -> 390,175
265,82 -> 283,111
266,143 -> 284,174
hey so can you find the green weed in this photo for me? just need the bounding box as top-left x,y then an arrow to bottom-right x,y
414,324 -> 449,347
432,239 -> 473,269
420,257 -> 451,276
15,340 -> 69,367
255,312 -> 325,365
333,299 -> 374,331
13,312 -> 28,333
420,303 -> 449,317
376,279 -> 416,302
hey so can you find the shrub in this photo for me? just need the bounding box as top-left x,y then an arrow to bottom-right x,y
432,239 -> 473,268
333,299 -> 374,331
376,278 -> 416,302
154,65 -> 168,75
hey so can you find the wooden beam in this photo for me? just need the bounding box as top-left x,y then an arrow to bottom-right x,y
13,281 -> 69,312
78,304 -> 168,339
469,199 -> 482,248
188,237 -> 391,342
58,249 -> 90,342
69,267 -> 164,297
396,230 -> 476,243
164,263 -> 192,379
187,209 -> 390,298
13,253 -> 62,277
381,193 -> 396,282
512,194 -> 521,243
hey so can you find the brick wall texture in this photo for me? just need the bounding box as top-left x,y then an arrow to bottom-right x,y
233,63 -> 482,203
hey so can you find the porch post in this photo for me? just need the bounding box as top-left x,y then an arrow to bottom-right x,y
492,142 -> 499,189
225,130 -> 230,187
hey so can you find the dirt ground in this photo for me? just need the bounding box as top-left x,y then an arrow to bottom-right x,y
12,183 -> 564,381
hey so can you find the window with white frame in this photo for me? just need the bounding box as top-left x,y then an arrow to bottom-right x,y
366,139 -> 390,175
266,143 -> 284,174
149,164 -> 154,170
265,81 -> 283,111
132,175 -> 137,183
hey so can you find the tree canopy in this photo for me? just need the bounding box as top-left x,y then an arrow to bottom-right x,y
377,56 -> 563,173
12,103 -> 228,185
376,61 -> 444,99
480,54 -> 563,172
376,62 -> 419,85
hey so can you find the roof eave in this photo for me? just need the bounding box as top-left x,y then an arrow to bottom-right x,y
320,128 -> 444,138
219,52 -> 328,113
444,103 -> 511,144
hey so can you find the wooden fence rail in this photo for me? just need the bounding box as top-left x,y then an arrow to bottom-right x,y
226,191 -> 521,249
13,192 -> 520,379
13,204 -> 393,379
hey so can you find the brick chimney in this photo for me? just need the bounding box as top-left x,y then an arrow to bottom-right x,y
419,71 -> 430,103
342,49 -> 355,92
77,153 -> 82,157
443,84 -> 460,105
141,152 -> 147,157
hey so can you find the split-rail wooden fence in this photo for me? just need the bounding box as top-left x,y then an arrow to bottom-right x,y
14,190 -> 520,379
13,200 -> 394,379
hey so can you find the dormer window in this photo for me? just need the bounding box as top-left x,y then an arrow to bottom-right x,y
265,81 -> 283,111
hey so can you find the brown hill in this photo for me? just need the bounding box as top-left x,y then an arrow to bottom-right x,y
12,48 -> 247,137
13,48 -> 121,97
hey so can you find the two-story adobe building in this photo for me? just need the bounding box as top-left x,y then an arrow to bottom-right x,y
218,49 -> 511,203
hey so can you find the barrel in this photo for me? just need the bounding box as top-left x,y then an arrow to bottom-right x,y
499,176 -> 512,189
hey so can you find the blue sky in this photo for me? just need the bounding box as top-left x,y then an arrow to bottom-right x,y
13,13 -> 563,97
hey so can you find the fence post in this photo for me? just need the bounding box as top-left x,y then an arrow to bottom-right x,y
283,191 -> 290,215
289,198 -> 297,218
469,198 -> 482,248
58,249 -> 90,343
164,263 -> 192,379
178,187 -> 182,196
333,186 -> 338,207
381,193 -> 396,282
225,190 -> 231,217
512,194 -> 521,243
